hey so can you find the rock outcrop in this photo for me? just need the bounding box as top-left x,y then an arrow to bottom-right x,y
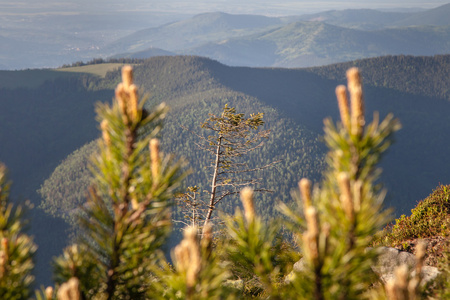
289,247 -> 440,285
372,246 -> 440,284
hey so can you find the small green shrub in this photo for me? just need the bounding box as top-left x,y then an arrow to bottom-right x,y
373,184 -> 450,247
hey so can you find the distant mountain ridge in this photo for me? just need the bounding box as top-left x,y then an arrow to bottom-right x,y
2,4 -> 450,70
393,3 -> 450,26
290,9 -> 413,30
186,22 -> 450,67
105,12 -> 284,54
290,4 -> 450,29
108,47 -> 176,59
105,4 -> 450,68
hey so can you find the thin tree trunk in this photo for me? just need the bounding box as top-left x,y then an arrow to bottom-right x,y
203,136 -> 222,234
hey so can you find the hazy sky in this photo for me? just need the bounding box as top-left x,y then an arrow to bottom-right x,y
2,1 -> 449,15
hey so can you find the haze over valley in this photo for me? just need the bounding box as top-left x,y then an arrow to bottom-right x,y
1,1 -> 450,69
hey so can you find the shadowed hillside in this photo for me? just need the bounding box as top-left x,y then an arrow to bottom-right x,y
305,55 -> 450,101
37,55 -> 450,222
0,74 -> 113,286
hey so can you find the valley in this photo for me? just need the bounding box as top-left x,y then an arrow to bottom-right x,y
1,3 -> 450,69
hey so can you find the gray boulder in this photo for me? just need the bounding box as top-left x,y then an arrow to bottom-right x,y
292,258 -> 307,273
288,247 -> 440,285
371,246 -> 417,283
372,247 -> 440,284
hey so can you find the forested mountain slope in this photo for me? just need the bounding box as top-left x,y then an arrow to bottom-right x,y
1,54 -> 450,285
197,56 -> 450,211
39,56 -> 327,223
305,55 -> 450,101
37,55 -> 450,223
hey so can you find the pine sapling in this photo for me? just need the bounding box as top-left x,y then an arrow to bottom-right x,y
281,67 -> 401,299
